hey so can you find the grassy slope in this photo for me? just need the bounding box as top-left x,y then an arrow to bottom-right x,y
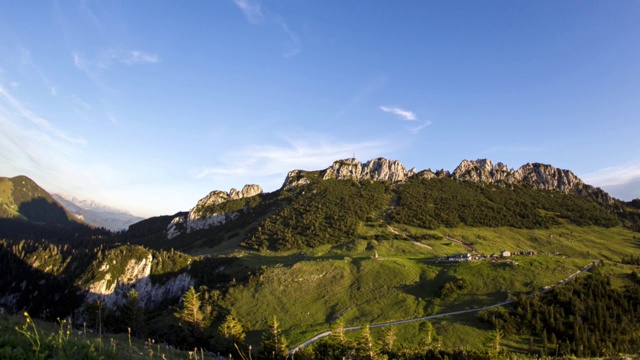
0,313 -> 217,360
218,224 -> 640,351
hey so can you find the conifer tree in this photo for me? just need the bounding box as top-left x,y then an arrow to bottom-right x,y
174,286 -> 207,344
218,314 -> 246,351
175,286 -> 203,327
261,316 -> 288,360
119,289 -> 145,336
356,325 -> 376,360
381,326 -> 396,353
330,319 -> 345,344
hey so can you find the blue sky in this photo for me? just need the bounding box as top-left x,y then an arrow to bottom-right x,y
1,1 -> 639,217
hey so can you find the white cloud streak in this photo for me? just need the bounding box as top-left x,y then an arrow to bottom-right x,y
118,51 -> 159,65
73,49 -> 159,74
379,106 -> 417,121
0,84 -> 85,190
0,85 -> 86,144
409,120 -> 432,134
233,0 -> 301,58
581,164 -> 640,201
233,0 -> 264,24
195,135 -> 390,191
582,164 -> 640,188
280,21 -> 301,58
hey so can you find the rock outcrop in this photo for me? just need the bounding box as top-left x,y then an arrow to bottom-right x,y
166,184 -> 263,238
283,158 -> 415,189
85,253 -> 194,309
452,159 -> 516,184
323,157 -> 415,182
451,159 -> 613,204
173,157 -> 614,240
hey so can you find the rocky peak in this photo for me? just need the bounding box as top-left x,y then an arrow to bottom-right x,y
230,184 -> 263,200
514,163 -> 582,192
193,185 -> 263,214
452,159 -> 515,183
450,159 -> 613,204
165,184 -> 264,237
322,158 -> 415,183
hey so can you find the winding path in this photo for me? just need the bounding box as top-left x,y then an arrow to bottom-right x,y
289,260 -> 600,354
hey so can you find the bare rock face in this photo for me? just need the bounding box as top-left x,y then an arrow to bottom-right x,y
514,163 -> 613,204
452,159 -> 516,183
514,163 -> 583,193
182,184 -> 262,234
166,215 -> 186,240
282,170 -> 311,190
85,253 -> 194,309
230,184 -> 262,200
324,158 -> 416,182
451,159 -> 613,204
283,158 -> 414,189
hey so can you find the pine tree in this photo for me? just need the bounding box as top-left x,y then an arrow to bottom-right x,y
218,314 -> 246,351
174,286 -> 207,344
330,319 -> 345,344
488,329 -> 503,353
356,325 -> 376,360
175,286 -> 203,327
421,321 -> 435,346
261,316 -> 288,360
119,289 -> 145,336
381,326 -> 396,353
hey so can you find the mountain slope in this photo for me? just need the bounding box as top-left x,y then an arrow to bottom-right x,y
155,158 -> 632,252
52,193 -> 145,231
0,175 -> 80,226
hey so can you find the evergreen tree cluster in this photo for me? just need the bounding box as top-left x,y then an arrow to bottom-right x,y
244,179 -> 390,251
480,266 -> 640,357
391,178 -> 619,229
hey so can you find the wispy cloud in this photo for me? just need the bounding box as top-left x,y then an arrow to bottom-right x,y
195,135 -> 390,190
233,0 -> 301,57
379,105 -> 431,133
233,0 -> 264,24
0,83 -> 85,190
409,121 -> 432,134
280,21 -> 301,58
379,106 -> 417,121
118,50 -> 159,65
582,164 -> 640,201
0,85 -> 86,144
73,49 -> 159,91
582,164 -> 640,188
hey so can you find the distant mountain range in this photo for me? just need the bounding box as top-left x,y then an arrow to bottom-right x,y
51,193 -> 144,231
0,175 -> 143,231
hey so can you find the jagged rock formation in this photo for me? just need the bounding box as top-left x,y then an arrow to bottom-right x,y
168,157 -> 614,240
85,253 -> 193,309
283,158 -> 415,189
166,184 -> 263,238
452,159 -> 515,183
282,157 -> 610,204
451,159 -> 613,204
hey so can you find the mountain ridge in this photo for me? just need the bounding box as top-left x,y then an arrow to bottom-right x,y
169,157 -> 619,239
52,193 -> 145,231
0,175 -> 82,226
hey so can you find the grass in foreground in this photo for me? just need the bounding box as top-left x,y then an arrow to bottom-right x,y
0,312 -> 214,360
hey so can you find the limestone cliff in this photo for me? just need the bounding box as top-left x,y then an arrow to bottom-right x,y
282,157 -> 612,204
166,184 -> 263,238
451,159 -> 613,204
84,251 -> 194,309
283,158 -> 415,189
